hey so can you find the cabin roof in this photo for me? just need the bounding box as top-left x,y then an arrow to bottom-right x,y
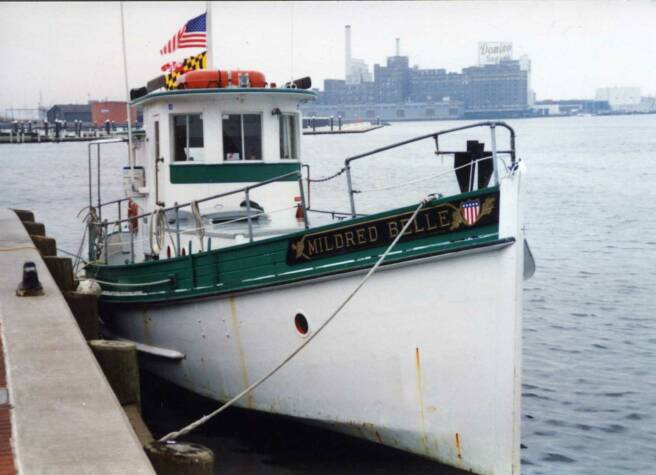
131,88 -> 316,107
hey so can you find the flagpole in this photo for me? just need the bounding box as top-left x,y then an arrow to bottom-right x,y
206,1 -> 213,69
120,1 -> 135,186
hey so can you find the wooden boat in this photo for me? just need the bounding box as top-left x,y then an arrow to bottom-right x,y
82,69 -> 532,474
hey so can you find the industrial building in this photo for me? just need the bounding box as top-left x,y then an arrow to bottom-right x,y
90,101 -> 138,127
533,99 -> 611,116
302,27 -> 532,121
46,104 -> 92,124
595,87 -> 642,112
45,102 -> 141,126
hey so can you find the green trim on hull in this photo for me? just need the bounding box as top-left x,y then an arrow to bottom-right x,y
170,162 -> 301,184
86,187 -> 503,305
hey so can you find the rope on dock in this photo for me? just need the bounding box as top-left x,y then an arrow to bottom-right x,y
158,194 -> 435,443
0,245 -> 38,253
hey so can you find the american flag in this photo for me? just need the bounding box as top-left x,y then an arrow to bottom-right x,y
160,13 -> 207,55
460,199 -> 480,226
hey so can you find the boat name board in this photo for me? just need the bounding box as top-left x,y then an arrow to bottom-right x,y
287,190 -> 499,264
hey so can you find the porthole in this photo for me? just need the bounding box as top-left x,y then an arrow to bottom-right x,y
294,313 -> 309,336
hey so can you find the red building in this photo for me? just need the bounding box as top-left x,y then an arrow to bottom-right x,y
90,101 -> 138,126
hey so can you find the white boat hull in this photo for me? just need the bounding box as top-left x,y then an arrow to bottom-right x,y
104,174 -> 524,475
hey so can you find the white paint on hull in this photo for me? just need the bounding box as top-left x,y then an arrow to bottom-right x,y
106,171 -> 524,475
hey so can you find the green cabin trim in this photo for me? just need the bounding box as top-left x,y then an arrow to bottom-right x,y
131,88 -> 317,107
169,162 -> 301,184
86,187 -> 503,305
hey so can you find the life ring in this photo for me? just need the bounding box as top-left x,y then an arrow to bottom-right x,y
127,199 -> 139,233
150,206 -> 166,255
191,200 -> 205,251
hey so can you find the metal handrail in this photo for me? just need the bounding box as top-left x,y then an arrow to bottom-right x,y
91,170 -> 307,264
105,170 -> 302,226
344,121 -> 516,165
343,121 -> 516,217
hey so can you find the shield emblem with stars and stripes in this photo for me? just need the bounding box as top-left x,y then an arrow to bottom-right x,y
460,199 -> 481,226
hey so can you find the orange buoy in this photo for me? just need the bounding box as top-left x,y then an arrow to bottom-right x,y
127,199 -> 139,233
178,70 -> 267,89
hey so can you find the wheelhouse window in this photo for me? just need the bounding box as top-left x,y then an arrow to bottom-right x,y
222,114 -> 262,161
279,113 -> 298,159
173,114 -> 204,162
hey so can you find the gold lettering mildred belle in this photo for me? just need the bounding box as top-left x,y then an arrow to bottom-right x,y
288,194 -> 497,264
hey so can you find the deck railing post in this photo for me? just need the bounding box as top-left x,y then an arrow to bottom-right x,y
302,164 -> 311,209
97,144 -> 102,224
174,202 -> 181,257
345,165 -> 356,217
103,220 -> 109,264
130,221 -> 135,264
245,190 -> 254,242
297,174 -> 309,229
88,219 -> 95,263
490,123 -> 500,185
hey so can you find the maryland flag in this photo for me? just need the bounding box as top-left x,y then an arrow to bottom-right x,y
164,51 -> 207,90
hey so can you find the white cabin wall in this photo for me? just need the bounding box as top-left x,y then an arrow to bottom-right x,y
131,91 -> 312,237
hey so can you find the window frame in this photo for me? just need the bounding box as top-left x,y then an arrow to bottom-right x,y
171,113 -> 204,163
221,112 -> 264,162
278,112 -> 299,160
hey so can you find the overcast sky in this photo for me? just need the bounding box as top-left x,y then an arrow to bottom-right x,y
1,1 -> 655,111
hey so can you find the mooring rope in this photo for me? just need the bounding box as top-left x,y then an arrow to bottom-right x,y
159,194 -> 435,442
0,245 -> 37,253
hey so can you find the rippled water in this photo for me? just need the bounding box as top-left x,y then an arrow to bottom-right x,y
1,115 -> 654,474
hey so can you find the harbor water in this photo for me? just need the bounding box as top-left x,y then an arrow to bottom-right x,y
1,115 -> 654,474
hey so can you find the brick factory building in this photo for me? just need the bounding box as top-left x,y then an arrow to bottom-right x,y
90,101 -> 139,126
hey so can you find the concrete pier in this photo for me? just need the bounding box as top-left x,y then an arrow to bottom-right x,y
0,209 -> 154,474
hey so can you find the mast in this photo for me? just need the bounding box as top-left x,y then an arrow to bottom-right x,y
206,1 -> 214,69
120,2 -> 135,186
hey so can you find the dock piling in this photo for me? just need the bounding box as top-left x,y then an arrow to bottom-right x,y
63,291 -> 100,340
30,235 -> 57,256
89,340 -> 141,407
11,209 -> 35,223
43,256 -> 75,291
22,221 -> 46,236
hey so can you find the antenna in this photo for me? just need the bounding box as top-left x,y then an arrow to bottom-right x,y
206,1 -> 214,69
120,2 -> 135,186
290,3 -> 294,81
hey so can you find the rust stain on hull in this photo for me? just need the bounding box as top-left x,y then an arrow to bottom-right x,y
142,310 -> 151,345
229,296 -> 254,408
455,432 -> 463,463
415,346 -> 430,455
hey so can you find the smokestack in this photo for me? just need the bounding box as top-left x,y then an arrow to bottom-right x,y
345,25 -> 352,82
395,37 -> 400,56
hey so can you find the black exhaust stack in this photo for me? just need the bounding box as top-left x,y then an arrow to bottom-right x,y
285,77 -> 312,90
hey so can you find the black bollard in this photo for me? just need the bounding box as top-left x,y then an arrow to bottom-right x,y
330,115 -> 334,132
16,261 -> 44,297
338,115 -> 342,131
